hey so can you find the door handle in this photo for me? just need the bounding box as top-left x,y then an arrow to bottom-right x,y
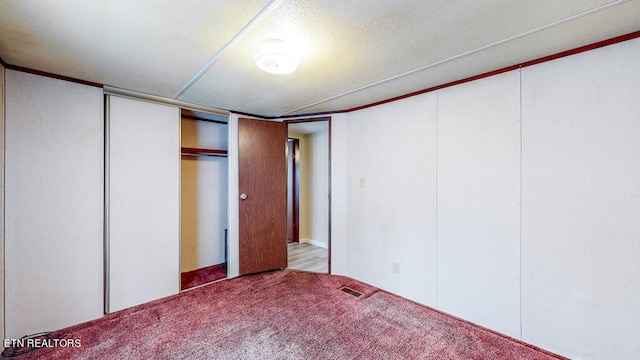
240,193 -> 248,200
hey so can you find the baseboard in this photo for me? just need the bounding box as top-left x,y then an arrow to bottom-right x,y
299,238 -> 328,249
181,263 -> 227,291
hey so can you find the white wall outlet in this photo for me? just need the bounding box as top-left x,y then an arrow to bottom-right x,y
360,177 -> 366,188
392,262 -> 400,274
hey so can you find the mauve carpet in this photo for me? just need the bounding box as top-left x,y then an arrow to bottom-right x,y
4,270 -> 565,359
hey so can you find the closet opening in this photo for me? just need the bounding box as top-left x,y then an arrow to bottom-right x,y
180,109 -> 229,290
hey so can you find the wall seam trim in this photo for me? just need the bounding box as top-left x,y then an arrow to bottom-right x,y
518,69 -> 524,340
1,65 -> 6,339
103,95 -> 110,315
434,90 -> 439,309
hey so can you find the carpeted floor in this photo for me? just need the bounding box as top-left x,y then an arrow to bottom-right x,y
3,270 -> 566,359
180,263 -> 227,290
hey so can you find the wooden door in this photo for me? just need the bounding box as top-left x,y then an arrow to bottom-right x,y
238,118 -> 287,275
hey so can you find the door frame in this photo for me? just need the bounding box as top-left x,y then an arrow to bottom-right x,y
227,114 -> 332,278
284,116 -> 332,273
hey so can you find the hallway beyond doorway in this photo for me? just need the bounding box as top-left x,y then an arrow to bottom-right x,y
287,242 -> 328,273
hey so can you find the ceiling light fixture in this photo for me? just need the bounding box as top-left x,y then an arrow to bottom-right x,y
253,39 -> 300,75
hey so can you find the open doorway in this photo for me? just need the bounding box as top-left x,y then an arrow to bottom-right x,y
286,118 -> 331,273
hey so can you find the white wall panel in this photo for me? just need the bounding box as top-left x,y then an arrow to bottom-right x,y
347,94 -> 438,306
0,64 -> 5,341
4,70 -> 103,338
436,71 -> 521,338
329,113 -> 349,275
521,38 -> 640,360
108,96 -> 180,312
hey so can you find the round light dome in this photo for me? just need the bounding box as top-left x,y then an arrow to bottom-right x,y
253,39 -> 300,75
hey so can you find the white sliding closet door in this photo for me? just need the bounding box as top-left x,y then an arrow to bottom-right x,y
4,70 -> 104,338
108,96 -> 180,312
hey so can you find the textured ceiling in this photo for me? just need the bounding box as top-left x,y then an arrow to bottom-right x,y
0,0 -> 639,117
288,121 -> 328,135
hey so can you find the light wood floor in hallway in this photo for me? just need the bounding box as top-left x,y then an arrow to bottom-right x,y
287,242 -> 328,273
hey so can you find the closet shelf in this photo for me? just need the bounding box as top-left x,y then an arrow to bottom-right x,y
181,147 -> 228,157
